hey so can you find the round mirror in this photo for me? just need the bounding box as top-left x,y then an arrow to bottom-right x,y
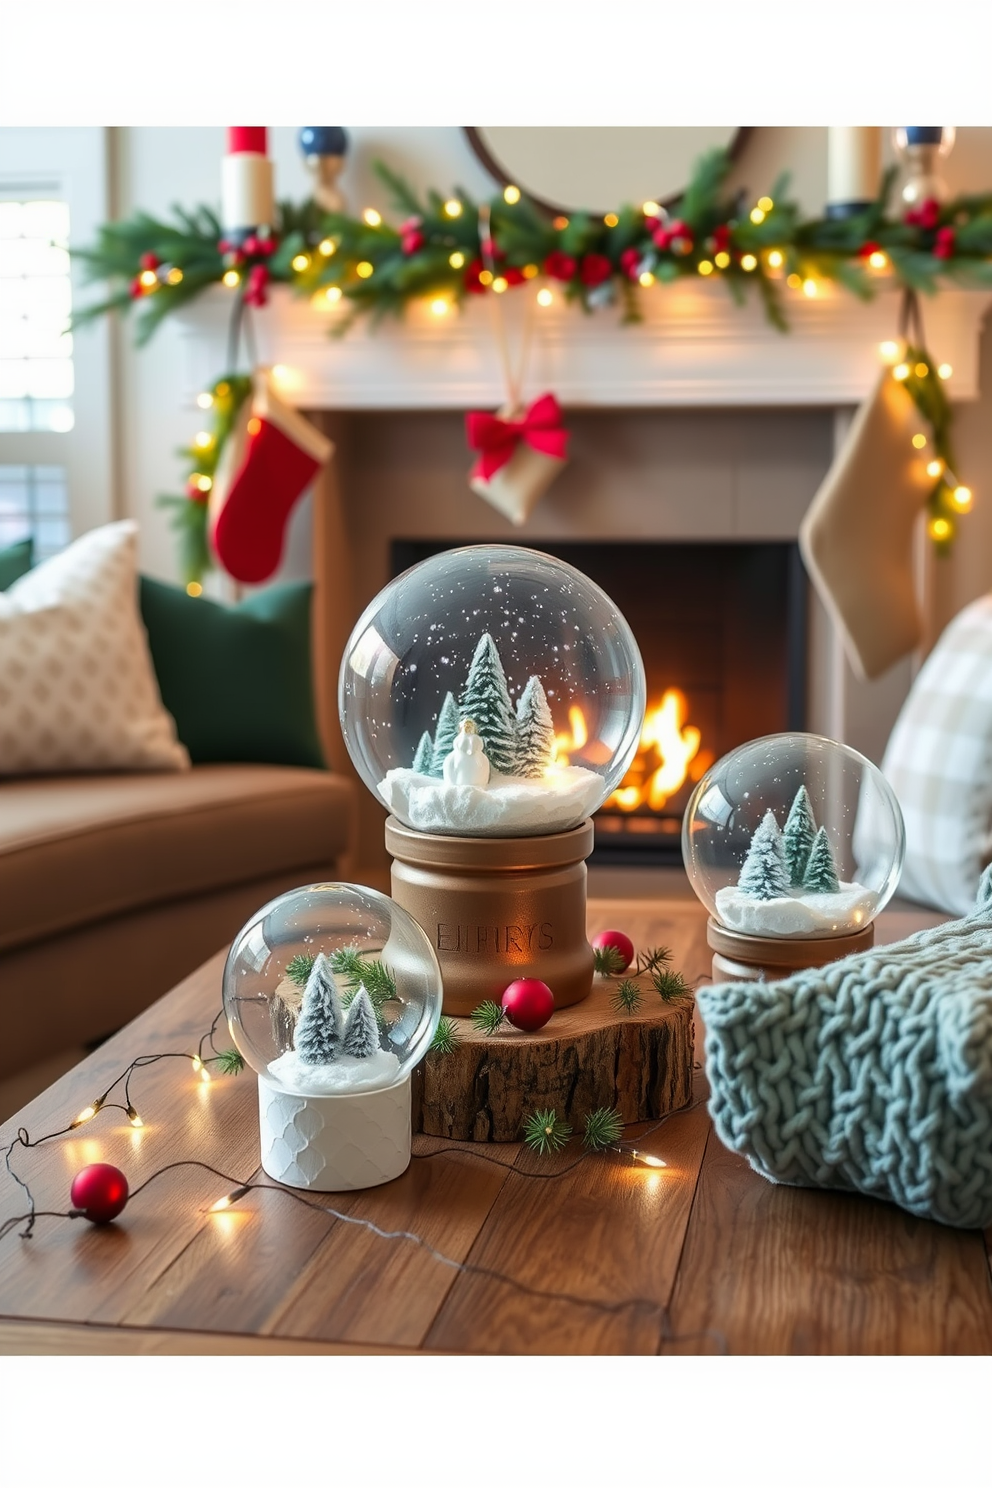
466,126 -> 749,215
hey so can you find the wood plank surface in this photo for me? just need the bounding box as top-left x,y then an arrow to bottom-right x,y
1,898 -> 989,1355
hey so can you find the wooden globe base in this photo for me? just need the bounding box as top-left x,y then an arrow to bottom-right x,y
707,916 -> 875,984
386,817 -> 595,1017
414,973 -> 694,1143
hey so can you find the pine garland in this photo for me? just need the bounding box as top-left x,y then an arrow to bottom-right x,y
72,148 -> 985,578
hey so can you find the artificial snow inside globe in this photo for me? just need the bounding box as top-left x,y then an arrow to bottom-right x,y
339,544 -> 646,839
223,883 -> 442,1190
683,733 -> 905,948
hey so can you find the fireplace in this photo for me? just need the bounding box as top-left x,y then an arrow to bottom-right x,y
392,539 -> 807,864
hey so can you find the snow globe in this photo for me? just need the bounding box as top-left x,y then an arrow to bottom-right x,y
682,732 -> 905,982
223,882 -> 442,1190
339,544 -> 646,1014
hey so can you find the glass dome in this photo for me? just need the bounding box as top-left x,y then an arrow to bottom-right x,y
682,732 -> 905,939
222,883 -> 443,1095
338,544 -> 646,837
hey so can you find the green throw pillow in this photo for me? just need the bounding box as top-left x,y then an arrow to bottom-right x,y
0,537 -> 33,591
139,576 -> 326,769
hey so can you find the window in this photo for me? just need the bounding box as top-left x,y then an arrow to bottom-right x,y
0,464 -> 70,560
0,198 -> 74,433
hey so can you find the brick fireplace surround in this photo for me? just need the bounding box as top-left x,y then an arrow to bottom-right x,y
178,281 -> 992,876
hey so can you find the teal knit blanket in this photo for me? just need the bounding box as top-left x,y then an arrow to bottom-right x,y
697,866 -> 992,1229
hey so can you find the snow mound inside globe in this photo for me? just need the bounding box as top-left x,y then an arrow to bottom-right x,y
714,882 -> 878,937
378,764 -> 603,837
268,1047 -> 401,1095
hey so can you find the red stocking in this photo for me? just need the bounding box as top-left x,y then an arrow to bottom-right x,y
210,370 -> 333,583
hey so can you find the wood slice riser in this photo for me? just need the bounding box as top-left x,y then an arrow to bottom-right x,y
414,975 -> 694,1142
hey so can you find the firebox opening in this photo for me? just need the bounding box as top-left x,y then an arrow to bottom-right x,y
391,540 -> 807,866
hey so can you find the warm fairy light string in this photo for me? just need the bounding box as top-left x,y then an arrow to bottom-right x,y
0,1009 -> 707,1342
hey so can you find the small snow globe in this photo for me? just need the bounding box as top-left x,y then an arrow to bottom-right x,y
682,733 -> 905,943
338,544 -> 646,839
223,883 -> 443,1191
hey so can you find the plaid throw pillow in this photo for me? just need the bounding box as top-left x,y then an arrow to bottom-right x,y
881,593 -> 992,914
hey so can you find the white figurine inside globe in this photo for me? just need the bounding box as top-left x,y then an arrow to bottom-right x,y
339,545 -> 646,837
682,733 -> 905,939
222,883 -> 443,1096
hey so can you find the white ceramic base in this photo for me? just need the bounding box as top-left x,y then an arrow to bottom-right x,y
257,1071 -> 412,1191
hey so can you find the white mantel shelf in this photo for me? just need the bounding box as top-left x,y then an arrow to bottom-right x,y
176,282 -> 992,410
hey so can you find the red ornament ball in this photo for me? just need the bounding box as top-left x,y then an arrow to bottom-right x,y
501,978 -> 554,1032
592,929 -> 634,971
70,1164 -> 129,1225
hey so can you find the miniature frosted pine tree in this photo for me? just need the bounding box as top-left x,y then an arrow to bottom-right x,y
803,826 -> 840,893
341,985 -> 380,1059
738,810 -> 789,900
513,674 -> 555,778
783,785 -> 818,888
460,633 -> 516,775
431,691 -> 460,777
412,731 -> 434,775
293,952 -> 343,1064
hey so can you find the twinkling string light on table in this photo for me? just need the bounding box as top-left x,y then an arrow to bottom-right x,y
0,1016 -> 720,1349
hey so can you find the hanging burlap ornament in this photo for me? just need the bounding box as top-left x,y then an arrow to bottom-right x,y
800,357 -> 932,682
464,206 -> 569,525
466,394 -> 569,526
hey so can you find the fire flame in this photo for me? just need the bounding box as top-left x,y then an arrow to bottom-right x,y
556,688 -> 711,812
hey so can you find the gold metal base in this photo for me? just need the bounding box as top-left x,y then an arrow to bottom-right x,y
707,916 -> 875,984
385,817 -> 595,1016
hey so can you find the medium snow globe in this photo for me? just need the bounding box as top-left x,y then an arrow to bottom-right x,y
223,882 -> 442,1190
338,545 -> 646,1015
683,733 -> 905,979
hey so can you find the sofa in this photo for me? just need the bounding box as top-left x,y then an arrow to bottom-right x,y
0,468 -> 358,1080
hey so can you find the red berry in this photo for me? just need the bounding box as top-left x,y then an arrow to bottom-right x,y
70,1163 -> 129,1225
501,979 -> 554,1032
592,929 -> 634,971
139,251 -> 159,271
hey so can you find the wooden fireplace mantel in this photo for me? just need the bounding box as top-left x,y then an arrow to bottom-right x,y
176,281 -> 992,410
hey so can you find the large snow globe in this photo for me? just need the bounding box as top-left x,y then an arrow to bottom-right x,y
683,733 -> 905,950
223,882 -> 442,1190
339,544 -> 646,839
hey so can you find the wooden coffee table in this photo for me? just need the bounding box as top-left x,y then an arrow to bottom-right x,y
1,895 -> 990,1356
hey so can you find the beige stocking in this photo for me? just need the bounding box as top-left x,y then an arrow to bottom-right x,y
799,368 -> 931,681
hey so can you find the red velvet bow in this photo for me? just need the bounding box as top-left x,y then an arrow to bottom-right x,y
466,394 -> 569,482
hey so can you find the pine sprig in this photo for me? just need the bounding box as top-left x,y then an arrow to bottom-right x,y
429,1016 -> 461,1055
593,944 -> 627,977
582,1107 -> 624,1151
635,946 -> 672,976
213,1048 -> 245,1076
522,1108 -> 572,1155
652,968 -> 690,1003
285,953 -> 316,989
329,946 -> 397,1009
470,1000 -> 507,1035
611,979 -> 643,1014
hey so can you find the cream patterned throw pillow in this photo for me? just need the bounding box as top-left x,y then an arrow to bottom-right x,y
0,521 -> 189,775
